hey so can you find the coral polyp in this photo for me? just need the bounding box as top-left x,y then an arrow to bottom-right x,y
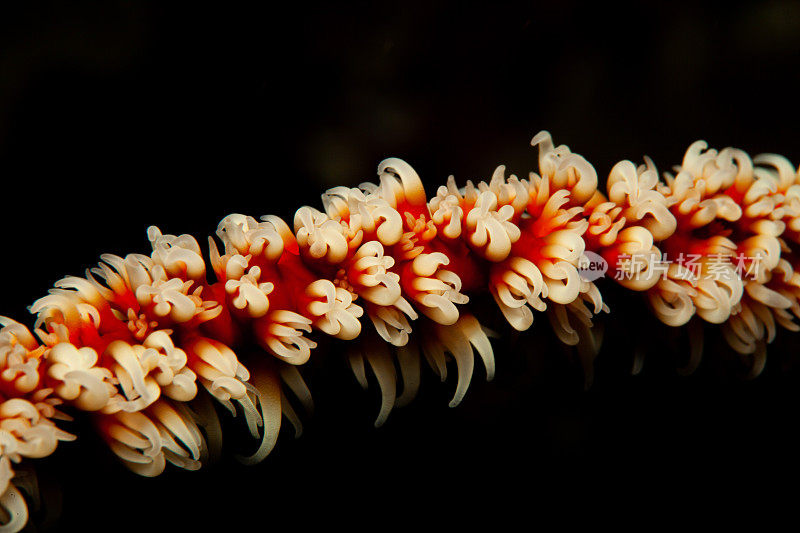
1,131 -> 799,531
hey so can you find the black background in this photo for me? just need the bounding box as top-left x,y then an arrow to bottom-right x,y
1,1 -> 799,530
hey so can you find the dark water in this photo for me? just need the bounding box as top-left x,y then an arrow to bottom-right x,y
1,1 -> 799,530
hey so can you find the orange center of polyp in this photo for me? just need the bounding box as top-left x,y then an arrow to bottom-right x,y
402,211 -> 436,243
660,229 -> 728,272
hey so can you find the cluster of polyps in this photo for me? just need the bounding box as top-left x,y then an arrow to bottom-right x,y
1,132 -> 799,531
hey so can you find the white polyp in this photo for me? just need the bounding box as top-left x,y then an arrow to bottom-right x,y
0,319 -> 38,355
745,280 -> 792,311
744,176 -> 777,205
184,340 -> 251,415
718,147 -> 755,193
30,293 -> 81,332
362,344 -> 397,427
233,383 -> 264,440
87,253 -> 134,297
395,343 -> 421,407
693,277 -> 737,324
222,254 -> 249,280
103,341 -> 162,414
648,269 -> 698,327
46,342 -> 113,410
0,343 -> 40,394
740,234 -> 782,275
681,141 -> 713,176
372,204 -> 404,245
752,299 -> 778,344
192,339 -> 238,377
586,202 -> 624,247
608,159 -> 678,242
224,263 -> 274,318
321,186 -> 352,219
539,260 -> 581,305
122,254 -> 158,294
465,192 -> 520,262
430,192 -> 464,239
258,215 -> 296,248
277,391 -> 303,438
687,199 -> 719,227
147,226 -> 206,281
149,401 -> 202,464
0,399 -> 74,463
0,482 -> 28,533
531,130 -> 563,184
216,214 -> 286,262
332,187 -> 404,246
294,206 -> 350,264
555,153 -> 598,205
135,275 -> 199,323
541,229 -> 584,265
142,331 -> 198,402
755,153 -> 797,192
411,252 -> 449,277
492,290 -> 534,331
490,256 -> 549,331
421,334 -> 448,381
52,276 -> 104,310
262,311 -> 316,365
549,303 -> 580,346
417,291 -> 464,326
278,365 -> 314,415
531,131 -> 598,205
368,303 -> 413,346
378,157 -> 427,207
103,410 -> 165,477
426,314 -> 496,408
411,276 -> 452,294
216,214 -> 252,254
0,455 -> 14,493
349,241 -> 402,306
305,280 -> 363,340
349,352 -> 368,389
459,315 -> 496,381
484,166 -> 530,216
236,365 -> 282,466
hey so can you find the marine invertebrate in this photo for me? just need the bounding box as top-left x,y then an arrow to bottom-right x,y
1,132 -> 798,531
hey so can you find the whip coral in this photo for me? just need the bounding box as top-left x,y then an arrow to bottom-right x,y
1,131 -> 799,531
